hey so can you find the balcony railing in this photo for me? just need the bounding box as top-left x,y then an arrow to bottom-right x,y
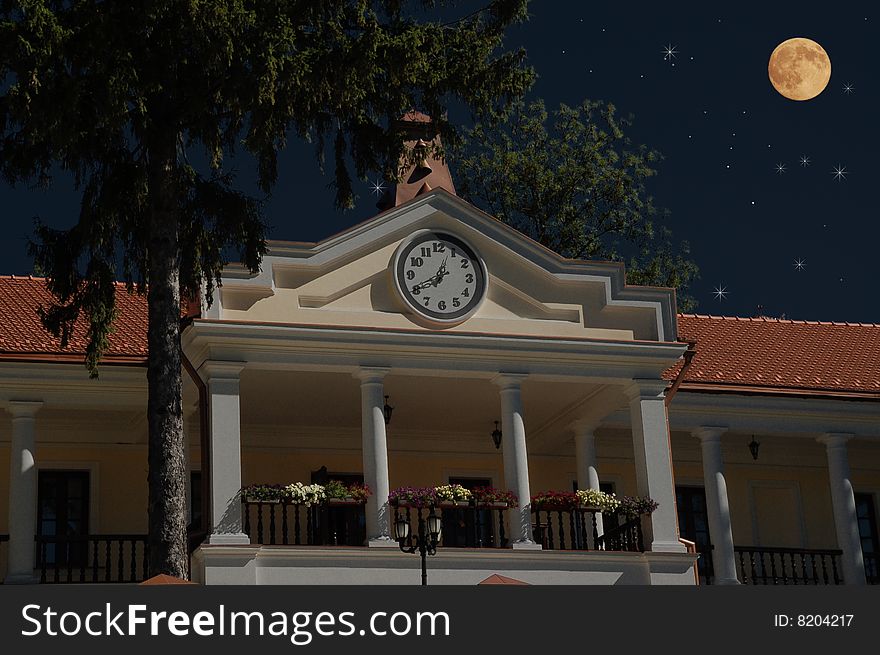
35,534 -> 149,584
735,546 -> 843,585
532,507 -> 644,552
0,533 -> 7,582
395,503 -> 510,548
865,553 -> 878,584
243,500 -> 366,546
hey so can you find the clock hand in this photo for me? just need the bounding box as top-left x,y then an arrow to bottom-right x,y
432,257 -> 450,286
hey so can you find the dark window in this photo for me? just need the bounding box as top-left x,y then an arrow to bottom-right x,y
855,493 -> 879,582
190,470 -> 202,530
310,467 -> 366,546
676,486 -> 712,583
37,471 -> 89,567
444,477 -> 494,547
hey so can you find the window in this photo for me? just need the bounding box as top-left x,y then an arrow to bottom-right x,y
855,493 -> 879,582
310,467 -> 366,546
676,486 -> 712,583
444,477 -> 494,547
37,471 -> 90,566
190,470 -> 202,530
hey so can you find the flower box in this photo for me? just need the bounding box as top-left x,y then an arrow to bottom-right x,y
437,499 -> 471,508
578,504 -> 603,512
245,496 -> 280,504
483,500 -> 512,510
327,497 -> 365,506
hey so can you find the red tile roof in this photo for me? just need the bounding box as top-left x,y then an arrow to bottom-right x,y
1,278 -> 878,397
670,314 -> 880,397
0,276 -> 147,362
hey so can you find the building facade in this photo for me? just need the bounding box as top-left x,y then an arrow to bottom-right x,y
1,136 -> 878,585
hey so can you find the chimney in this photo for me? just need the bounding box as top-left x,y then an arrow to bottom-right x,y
376,111 -> 457,211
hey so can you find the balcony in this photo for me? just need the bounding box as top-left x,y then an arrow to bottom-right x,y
698,545 -> 878,585
240,499 -> 646,553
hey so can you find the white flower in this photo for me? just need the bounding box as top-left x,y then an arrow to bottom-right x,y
576,489 -> 620,511
434,484 -> 472,502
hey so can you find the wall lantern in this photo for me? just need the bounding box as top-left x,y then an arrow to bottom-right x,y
491,421 -> 503,449
748,436 -> 760,461
383,395 -> 394,425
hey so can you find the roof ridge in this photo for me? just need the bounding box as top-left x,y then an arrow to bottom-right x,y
678,313 -> 880,328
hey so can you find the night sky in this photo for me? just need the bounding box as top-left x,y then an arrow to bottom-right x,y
1,3 -> 877,323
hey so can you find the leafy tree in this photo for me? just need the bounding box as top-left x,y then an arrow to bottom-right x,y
0,0 -> 533,577
453,99 -> 699,310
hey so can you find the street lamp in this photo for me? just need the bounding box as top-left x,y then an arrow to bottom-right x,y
393,509 -> 442,585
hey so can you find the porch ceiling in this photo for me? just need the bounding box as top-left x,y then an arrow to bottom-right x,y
238,369 -> 603,438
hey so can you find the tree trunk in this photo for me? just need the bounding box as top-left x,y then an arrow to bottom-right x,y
146,131 -> 188,578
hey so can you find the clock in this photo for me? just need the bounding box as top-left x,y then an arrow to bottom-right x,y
392,231 -> 488,324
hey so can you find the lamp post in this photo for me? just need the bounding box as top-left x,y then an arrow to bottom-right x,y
393,508 -> 442,586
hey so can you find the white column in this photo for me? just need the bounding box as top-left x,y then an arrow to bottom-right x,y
817,433 -> 866,585
625,380 -> 685,552
203,362 -> 249,545
573,420 -> 603,537
5,401 -> 42,584
356,367 -> 393,546
494,374 -> 538,549
694,426 -> 739,584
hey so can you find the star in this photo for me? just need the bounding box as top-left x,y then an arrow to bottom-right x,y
713,284 -> 728,302
843,83 -> 855,94
831,165 -> 848,181
370,179 -> 386,196
793,258 -> 806,271
799,155 -> 810,167
662,43 -> 678,62
775,162 -> 786,174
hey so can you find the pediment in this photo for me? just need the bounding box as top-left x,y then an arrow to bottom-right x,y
208,190 -> 678,343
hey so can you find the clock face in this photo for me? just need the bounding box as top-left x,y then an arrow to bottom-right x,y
393,231 -> 487,323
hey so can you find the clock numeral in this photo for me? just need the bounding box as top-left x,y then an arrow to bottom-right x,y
420,247 -> 432,258
412,287 -> 421,296
452,297 -> 460,308
465,273 -> 473,284
460,258 -> 469,269
406,270 -> 415,280
410,256 -> 424,267
462,287 -> 470,298
438,300 -> 446,310
432,242 -> 445,253
450,248 -> 457,258
423,296 -> 430,306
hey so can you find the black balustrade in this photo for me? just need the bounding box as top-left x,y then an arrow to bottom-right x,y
532,508 -> 645,552
242,500 -> 366,546
0,533 -> 8,582
729,546 -> 842,585
864,553 -> 878,584
35,534 -> 148,584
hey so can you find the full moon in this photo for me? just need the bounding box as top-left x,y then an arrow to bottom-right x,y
768,38 -> 831,101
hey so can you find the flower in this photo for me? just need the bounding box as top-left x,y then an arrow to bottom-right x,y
283,482 -> 326,506
240,484 -> 284,502
345,482 -> 371,502
434,484 -> 473,502
471,486 -> 518,508
324,479 -> 348,500
575,489 -> 620,512
388,486 -> 438,508
530,490 -> 578,510
616,495 -> 659,516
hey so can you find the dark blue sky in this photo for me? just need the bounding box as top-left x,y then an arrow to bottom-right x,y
1,2 -> 876,322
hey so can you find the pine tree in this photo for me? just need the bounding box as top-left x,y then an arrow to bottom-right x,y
0,0 -> 533,577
